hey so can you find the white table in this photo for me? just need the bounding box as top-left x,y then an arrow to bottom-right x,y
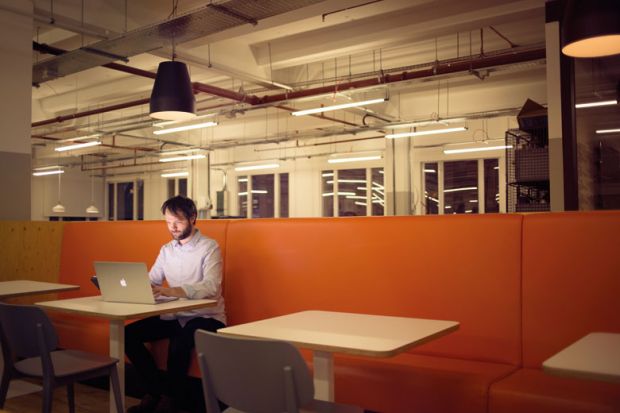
36,295 -> 216,412
543,332 -> 620,383
218,310 -> 459,401
0,280 -> 79,300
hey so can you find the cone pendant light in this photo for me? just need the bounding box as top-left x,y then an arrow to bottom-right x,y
149,61 -> 196,121
562,0 -> 620,58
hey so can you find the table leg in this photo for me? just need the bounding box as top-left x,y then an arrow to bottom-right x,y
313,351 -> 334,401
109,320 -> 125,413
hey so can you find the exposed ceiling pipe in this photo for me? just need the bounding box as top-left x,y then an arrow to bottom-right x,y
32,42 -> 358,128
32,44 -> 545,134
32,96 -> 150,128
258,47 -> 545,104
32,134 -> 157,152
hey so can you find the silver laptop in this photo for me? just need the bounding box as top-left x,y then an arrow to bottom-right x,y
94,261 -> 178,304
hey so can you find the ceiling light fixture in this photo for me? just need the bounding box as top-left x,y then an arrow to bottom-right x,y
561,0 -> 620,58
385,126 -> 467,139
327,155 -> 382,164
149,61 -> 196,121
85,174 -> 99,214
444,145 -> 513,154
55,140 -> 101,152
32,168 -> 64,177
291,98 -> 387,116
159,154 -> 206,163
57,133 -> 101,143
444,186 -> 478,193
153,121 -> 218,135
234,163 -> 280,172
596,128 -> 620,134
161,171 -> 189,178
575,99 -> 618,108
52,172 -> 65,213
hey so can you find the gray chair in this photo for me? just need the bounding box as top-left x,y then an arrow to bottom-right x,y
0,302 -> 123,413
195,330 -> 364,413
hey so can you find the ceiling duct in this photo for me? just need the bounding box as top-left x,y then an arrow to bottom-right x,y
32,0 -> 325,85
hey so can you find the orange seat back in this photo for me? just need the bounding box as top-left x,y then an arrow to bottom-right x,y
522,211 -> 620,368
224,215 -> 523,365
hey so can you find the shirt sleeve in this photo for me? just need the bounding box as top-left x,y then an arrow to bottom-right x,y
149,246 -> 166,286
181,241 -> 223,299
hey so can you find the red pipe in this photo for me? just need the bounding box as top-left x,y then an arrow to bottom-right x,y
258,48 -> 545,104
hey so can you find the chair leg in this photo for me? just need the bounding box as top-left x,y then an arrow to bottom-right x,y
67,382 -> 75,413
0,370 -> 10,408
42,381 -> 53,413
109,365 -> 124,413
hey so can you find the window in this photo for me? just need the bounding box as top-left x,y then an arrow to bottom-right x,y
237,173 -> 289,218
444,160 -> 478,214
322,168 -> 385,217
107,180 -> 144,220
423,159 -> 501,214
252,174 -> 274,218
423,163 -> 439,215
167,178 -> 188,198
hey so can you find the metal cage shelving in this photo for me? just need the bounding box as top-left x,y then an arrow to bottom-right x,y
506,127 -> 550,212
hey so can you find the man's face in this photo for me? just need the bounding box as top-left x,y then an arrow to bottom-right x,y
164,209 -> 194,242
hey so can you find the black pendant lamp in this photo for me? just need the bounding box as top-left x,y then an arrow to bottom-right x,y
149,60 -> 196,121
561,0 -> 620,58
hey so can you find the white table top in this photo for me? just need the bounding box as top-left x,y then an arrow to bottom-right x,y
0,280 -> 79,299
543,332 -> 620,383
218,310 -> 459,357
36,295 -> 217,320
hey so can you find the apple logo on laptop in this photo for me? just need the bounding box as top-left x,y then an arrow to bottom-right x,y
120,277 -> 128,287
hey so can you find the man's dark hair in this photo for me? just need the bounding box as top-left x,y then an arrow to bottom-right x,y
161,196 -> 197,222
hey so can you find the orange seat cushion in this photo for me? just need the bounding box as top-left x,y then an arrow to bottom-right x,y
332,352 -> 517,413
489,369 -> 620,413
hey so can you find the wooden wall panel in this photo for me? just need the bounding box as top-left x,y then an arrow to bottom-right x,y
0,221 -> 64,303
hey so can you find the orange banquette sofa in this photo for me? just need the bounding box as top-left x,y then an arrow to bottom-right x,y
49,211 -> 620,413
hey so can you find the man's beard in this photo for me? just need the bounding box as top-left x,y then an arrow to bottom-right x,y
171,225 -> 193,241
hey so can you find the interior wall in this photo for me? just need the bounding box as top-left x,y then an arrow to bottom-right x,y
0,1 -> 32,219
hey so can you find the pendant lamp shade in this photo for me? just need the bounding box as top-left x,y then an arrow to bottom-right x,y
561,0 -> 620,58
52,172 -> 65,213
149,61 -> 196,121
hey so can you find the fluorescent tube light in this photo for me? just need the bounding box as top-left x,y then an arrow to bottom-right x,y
444,186 -> 477,193
423,169 -> 436,173
575,99 -> 617,108
58,134 -> 101,143
328,155 -> 381,164
161,171 -> 189,178
443,145 -> 512,154
321,172 -> 334,177
159,154 -> 206,163
33,169 -> 64,176
322,192 -> 356,197
596,128 -> 620,134
291,98 -> 386,116
355,202 -> 367,207
153,121 -> 218,135
238,190 -> 270,196
55,141 -> 102,152
326,179 -> 367,184
234,163 -> 280,172
385,126 -> 467,139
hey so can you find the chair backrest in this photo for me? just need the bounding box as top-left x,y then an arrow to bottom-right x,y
195,330 -> 314,413
0,303 -> 58,359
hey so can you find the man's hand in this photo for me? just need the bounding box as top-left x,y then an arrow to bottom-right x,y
152,285 -> 188,298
